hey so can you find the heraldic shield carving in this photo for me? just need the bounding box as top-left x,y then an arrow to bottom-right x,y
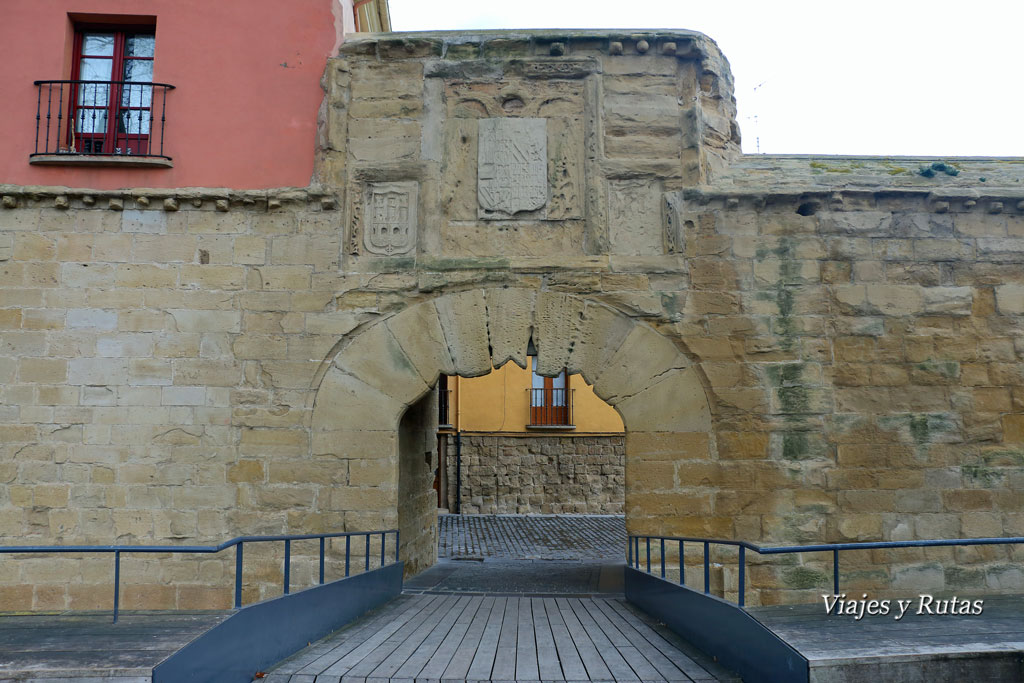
364,182 -> 418,256
477,118 -> 548,219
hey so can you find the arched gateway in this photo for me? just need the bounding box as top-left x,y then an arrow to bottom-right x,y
311,288 -> 712,572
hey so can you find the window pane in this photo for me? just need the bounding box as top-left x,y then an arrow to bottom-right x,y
78,81 -> 110,107
552,370 -> 566,405
78,57 -> 112,82
81,33 -> 114,56
119,110 -> 151,135
125,35 -> 155,58
531,358 -> 544,389
122,59 -> 153,83
75,108 -> 108,134
121,82 -> 153,108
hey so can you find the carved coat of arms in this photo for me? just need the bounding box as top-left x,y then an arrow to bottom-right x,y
477,118 -> 547,219
364,182 -> 418,256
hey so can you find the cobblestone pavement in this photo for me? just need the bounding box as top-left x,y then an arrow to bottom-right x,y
439,513 -> 626,560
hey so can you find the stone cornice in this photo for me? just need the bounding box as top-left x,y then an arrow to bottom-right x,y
0,185 -> 339,212
681,186 -> 1024,214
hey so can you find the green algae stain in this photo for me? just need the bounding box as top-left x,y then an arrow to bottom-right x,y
783,565 -> 829,589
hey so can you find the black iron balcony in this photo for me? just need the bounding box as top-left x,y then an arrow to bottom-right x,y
528,388 -> 574,428
31,79 -> 174,164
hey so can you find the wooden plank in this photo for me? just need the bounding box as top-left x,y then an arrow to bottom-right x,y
319,594 -> 454,677
585,599 -> 689,681
441,596 -> 496,681
490,596 -> 520,680
532,598 -> 565,681
466,596 -> 507,680
617,645 -> 669,681
567,598 -> 638,681
416,596 -> 486,679
296,595 -> 439,675
603,598 -> 720,681
556,597 -> 611,680
355,594 -> 466,679
283,596 -> 421,674
384,594 -> 478,679
543,597 -> 587,681
515,596 -> 540,681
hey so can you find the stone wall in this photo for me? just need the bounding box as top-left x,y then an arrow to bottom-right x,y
446,434 -> 625,514
1,30 -> 1024,607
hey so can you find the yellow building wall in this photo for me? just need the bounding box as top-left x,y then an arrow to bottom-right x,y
451,362 -> 624,434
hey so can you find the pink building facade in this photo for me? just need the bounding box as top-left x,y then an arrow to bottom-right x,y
0,0 -> 362,190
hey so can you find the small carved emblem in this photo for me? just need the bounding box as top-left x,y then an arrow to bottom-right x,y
363,182 -> 418,256
478,118 -> 547,219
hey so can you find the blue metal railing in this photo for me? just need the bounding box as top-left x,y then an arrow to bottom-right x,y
628,534 -> 1024,608
0,529 -> 399,622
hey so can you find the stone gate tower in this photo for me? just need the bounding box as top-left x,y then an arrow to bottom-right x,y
1,29 -> 1023,607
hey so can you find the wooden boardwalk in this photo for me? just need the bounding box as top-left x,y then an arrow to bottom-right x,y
263,594 -> 737,682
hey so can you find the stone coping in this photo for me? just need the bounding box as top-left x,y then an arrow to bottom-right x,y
339,28 -> 724,63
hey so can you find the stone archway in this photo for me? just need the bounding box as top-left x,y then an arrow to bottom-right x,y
310,288 -> 712,574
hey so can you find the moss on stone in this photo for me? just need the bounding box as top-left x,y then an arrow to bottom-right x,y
782,565 -> 829,589
962,465 -> 1005,487
945,566 -> 985,588
915,359 -> 960,379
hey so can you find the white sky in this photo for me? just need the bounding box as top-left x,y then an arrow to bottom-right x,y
389,0 -> 1023,157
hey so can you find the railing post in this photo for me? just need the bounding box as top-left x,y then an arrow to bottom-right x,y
395,530 -> 400,563
833,548 -> 840,595
235,543 -> 243,608
738,546 -> 745,608
679,540 -> 684,586
660,538 -> 666,579
380,531 -> 386,567
646,537 -> 651,573
319,537 -> 325,585
34,85 -> 42,154
627,535 -> 633,566
703,541 -> 710,595
345,535 -> 351,577
364,533 -> 370,572
113,550 -> 121,624
283,540 -> 291,595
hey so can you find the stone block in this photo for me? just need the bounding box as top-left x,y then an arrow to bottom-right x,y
483,288 -> 535,369
616,368 -> 710,432
922,286 -> 973,315
348,119 -> 421,162
434,290 -> 491,377
168,309 -> 241,333
593,324 -> 686,404
995,284 -> 1024,315
561,302 -> 631,383
864,284 -> 924,316
335,322 -> 429,406
533,291 -> 585,376
112,264 -> 177,289
312,368 -> 405,434
122,210 -> 167,234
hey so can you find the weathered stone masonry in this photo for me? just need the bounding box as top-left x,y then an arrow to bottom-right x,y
1,30 -> 1024,608
447,435 -> 625,514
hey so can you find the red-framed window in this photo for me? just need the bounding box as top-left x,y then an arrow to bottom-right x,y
70,28 -> 155,155
530,358 -> 571,426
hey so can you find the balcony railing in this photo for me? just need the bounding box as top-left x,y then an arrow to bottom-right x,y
528,388 -> 574,427
32,79 -> 174,160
